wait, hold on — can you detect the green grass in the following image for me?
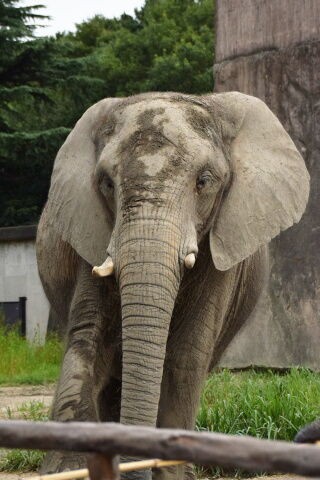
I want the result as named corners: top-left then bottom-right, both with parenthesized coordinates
top-left (0, 449), bottom-right (45, 472)
top-left (0, 401), bottom-right (48, 472)
top-left (0, 323), bottom-right (63, 385)
top-left (197, 368), bottom-right (320, 441)
top-left (0, 324), bottom-right (319, 474)
top-left (197, 368), bottom-right (320, 477)
top-left (1, 369), bottom-right (320, 474)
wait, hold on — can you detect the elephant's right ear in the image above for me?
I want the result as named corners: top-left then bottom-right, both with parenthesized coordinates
top-left (45, 98), bottom-right (119, 267)
top-left (208, 92), bottom-right (310, 271)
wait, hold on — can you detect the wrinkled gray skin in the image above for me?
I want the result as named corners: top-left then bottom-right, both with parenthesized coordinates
top-left (36, 92), bottom-right (309, 479)
top-left (295, 419), bottom-right (320, 443)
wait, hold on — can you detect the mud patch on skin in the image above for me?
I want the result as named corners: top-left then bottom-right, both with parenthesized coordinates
top-left (156, 151), bottom-right (188, 185)
top-left (185, 106), bottom-right (221, 146)
top-left (112, 92), bottom-right (193, 112)
top-left (116, 107), bottom-right (175, 217)
top-left (136, 107), bottom-right (166, 130)
top-left (168, 93), bottom-right (208, 108)
top-left (120, 128), bottom-right (170, 159)
top-left (94, 113), bottom-right (118, 156)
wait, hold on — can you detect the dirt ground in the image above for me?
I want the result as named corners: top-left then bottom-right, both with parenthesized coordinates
top-left (0, 474), bottom-right (307, 480)
top-left (0, 473), bottom-right (305, 480)
top-left (0, 386), bottom-right (55, 420)
top-left (0, 474), bottom-right (35, 479)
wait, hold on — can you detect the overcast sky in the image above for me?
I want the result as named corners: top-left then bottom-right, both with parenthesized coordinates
top-left (23, 0), bottom-right (146, 37)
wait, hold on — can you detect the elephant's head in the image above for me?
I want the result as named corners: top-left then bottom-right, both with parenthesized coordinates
top-left (46, 92), bottom-right (309, 428)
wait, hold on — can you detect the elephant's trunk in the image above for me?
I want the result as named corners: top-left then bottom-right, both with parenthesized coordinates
top-left (117, 218), bottom-right (181, 427)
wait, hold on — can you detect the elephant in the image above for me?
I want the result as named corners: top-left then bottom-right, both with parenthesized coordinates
top-left (295, 419), bottom-right (320, 444)
top-left (36, 91), bottom-right (309, 478)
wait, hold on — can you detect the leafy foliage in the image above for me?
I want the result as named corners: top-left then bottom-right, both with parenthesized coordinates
top-left (0, 0), bottom-right (215, 226)
top-left (0, 1), bottom-right (108, 225)
top-left (0, 0), bottom-right (47, 77)
top-left (0, 128), bottom-right (69, 225)
top-left (69, 0), bottom-right (214, 96)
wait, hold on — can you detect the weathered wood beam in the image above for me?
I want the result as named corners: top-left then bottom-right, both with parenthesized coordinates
top-left (0, 421), bottom-right (320, 476)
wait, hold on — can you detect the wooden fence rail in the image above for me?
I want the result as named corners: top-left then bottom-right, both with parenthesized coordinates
top-left (0, 421), bottom-right (320, 477)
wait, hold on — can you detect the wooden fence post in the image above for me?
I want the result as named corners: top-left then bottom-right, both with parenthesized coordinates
top-left (87, 454), bottom-right (119, 480)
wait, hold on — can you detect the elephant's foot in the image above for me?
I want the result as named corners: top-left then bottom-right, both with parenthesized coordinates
top-left (122, 470), bottom-right (151, 480)
top-left (153, 463), bottom-right (195, 480)
top-left (120, 456), bottom-right (152, 480)
top-left (40, 451), bottom-right (87, 474)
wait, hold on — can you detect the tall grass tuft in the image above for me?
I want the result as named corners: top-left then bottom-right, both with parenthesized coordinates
top-left (197, 368), bottom-right (320, 440)
top-left (196, 368), bottom-right (320, 477)
top-left (0, 323), bottom-right (63, 385)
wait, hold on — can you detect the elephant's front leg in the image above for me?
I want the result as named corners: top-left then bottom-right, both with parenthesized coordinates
top-left (41, 260), bottom-right (118, 474)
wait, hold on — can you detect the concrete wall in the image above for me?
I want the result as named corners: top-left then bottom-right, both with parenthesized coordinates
top-left (0, 226), bottom-right (49, 343)
top-left (216, 0), bottom-right (320, 370)
top-left (215, 0), bottom-right (320, 62)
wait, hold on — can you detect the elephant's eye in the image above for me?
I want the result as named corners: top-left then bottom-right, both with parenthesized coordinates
top-left (105, 178), bottom-right (114, 190)
top-left (100, 175), bottom-right (114, 198)
top-left (196, 171), bottom-right (213, 193)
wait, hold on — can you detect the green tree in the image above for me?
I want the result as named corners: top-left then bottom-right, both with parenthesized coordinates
top-left (138, 0), bottom-right (214, 93)
top-left (0, 1), bottom-right (106, 226)
top-left (0, 0), bottom-right (46, 78)
top-left (70, 0), bottom-right (214, 96)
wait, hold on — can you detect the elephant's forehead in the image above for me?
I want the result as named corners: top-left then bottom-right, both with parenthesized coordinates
top-left (115, 99), bottom-right (205, 141)
top-left (114, 100), bottom-right (213, 171)
top-left (99, 99), bottom-right (218, 181)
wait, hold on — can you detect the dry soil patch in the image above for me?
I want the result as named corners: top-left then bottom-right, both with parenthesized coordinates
top-left (0, 386), bottom-right (54, 419)
top-left (0, 474), bottom-right (307, 480)
top-left (0, 474), bottom-right (35, 479)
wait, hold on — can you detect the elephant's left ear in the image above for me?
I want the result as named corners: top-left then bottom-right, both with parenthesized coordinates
top-left (208, 92), bottom-right (310, 271)
top-left (45, 98), bottom-right (120, 267)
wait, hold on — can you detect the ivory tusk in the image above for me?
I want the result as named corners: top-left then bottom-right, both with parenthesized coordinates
top-left (184, 252), bottom-right (196, 269)
top-left (92, 256), bottom-right (114, 277)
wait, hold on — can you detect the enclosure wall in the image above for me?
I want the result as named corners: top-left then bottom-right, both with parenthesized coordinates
top-left (216, 0), bottom-right (320, 369)
top-left (0, 226), bottom-right (49, 343)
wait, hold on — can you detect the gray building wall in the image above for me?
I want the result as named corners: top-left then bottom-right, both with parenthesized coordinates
top-left (216, 0), bottom-right (320, 370)
top-left (0, 226), bottom-right (49, 343)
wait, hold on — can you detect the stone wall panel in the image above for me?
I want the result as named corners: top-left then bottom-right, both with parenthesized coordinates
top-left (215, 39), bottom-right (320, 369)
top-left (216, 0), bottom-right (320, 62)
